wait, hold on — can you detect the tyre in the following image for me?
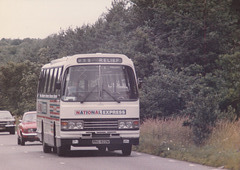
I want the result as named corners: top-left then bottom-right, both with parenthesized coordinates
top-left (17, 136), bottom-right (21, 145)
top-left (20, 132), bottom-right (25, 145)
top-left (42, 130), bottom-right (51, 153)
top-left (43, 142), bottom-right (51, 153)
top-left (57, 145), bottom-right (70, 156)
top-left (122, 144), bottom-right (132, 156)
top-left (10, 128), bottom-right (15, 135)
top-left (20, 137), bottom-right (25, 146)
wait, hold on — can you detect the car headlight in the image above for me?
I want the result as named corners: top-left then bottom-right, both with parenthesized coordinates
top-left (61, 120), bottom-right (84, 130)
top-left (23, 128), bottom-right (35, 133)
top-left (118, 120), bottom-right (139, 129)
top-left (7, 121), bottom-right (15, 125)
top-left (28, 128), bottom-right (35, 133)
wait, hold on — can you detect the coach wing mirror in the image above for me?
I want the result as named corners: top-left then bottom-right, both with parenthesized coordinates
top-left (55, 81), bottom-right (61, 89)
top-left (138, 78), bottom-right (143, 89)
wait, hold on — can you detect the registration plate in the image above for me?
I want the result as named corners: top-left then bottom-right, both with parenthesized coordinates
top-left (92, 140), bottom-right (110, 144)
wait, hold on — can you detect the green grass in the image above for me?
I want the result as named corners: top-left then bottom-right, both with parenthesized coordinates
top-left (134, 118), bottom-right (240, 170)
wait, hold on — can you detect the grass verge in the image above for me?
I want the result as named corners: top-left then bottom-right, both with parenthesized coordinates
top-left (134, 118), bottom-right (240, 170)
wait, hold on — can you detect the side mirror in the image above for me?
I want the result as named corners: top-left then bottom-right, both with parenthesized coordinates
top-left (55, 81), bottom-right (61, 90)
top-left (138, 78), bottom-right (143, 89)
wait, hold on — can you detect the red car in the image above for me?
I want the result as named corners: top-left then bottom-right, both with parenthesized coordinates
top-left (17, 111), bottom-right (39, 145)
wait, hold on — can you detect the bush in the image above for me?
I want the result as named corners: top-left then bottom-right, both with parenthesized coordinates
top-left (136, 118), bottom-right (240, 169)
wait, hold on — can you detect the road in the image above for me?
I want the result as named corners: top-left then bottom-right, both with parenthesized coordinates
top-left (0, 132), bottom-right (223, 170)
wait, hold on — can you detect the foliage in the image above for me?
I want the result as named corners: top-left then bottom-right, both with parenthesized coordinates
top-left (0, 61), bottom-right (41, 115)
top-left (136, 118), bottom-right (240, 170)
top-left (216, 52), bottom-right (240, 118)
top-left (140, 63), bottom-right (189, 119)
top-left (0, 0), bottom-right (240, 143)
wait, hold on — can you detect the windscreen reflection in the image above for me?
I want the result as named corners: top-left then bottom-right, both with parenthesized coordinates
top-left (62, 65), bottom-right (138, 102)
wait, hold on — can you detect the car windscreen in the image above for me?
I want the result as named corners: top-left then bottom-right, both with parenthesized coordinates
top-left (61, 65), bottom-right (138, 102)
top-left (23, 113), bottom-right (37, 123)
top-left (0, 111), bottom-right (13, 119)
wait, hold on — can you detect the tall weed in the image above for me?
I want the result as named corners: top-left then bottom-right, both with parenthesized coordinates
top-left (135, 118), bottom-right (240, 169)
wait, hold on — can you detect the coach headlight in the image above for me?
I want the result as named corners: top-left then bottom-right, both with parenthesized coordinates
top-left (76, 122), bottom-right (84, 129)
top-left (61, 120), bottom-right (84, 130)
top-left (118, 120), bottom-right (139, 129)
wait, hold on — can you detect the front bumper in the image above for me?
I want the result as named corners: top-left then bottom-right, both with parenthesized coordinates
top-left (0, 125), bottom-right (15, 131)
top-left (57, 137), bottom-right (139, 147)
top-left (22, 132), bottom-right (39, 141)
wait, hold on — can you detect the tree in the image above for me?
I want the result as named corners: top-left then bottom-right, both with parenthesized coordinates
top-left (0, 61), bottom-right (41, 115)
top-left (216, 52), bottom-right (240, 118)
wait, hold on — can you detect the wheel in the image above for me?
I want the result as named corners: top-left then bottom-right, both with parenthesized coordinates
top-left (17, 136), bottom-right (21, 145)
top-left (122, 144), bottom-right (132, 156)
top-left (52, 147), bottom-right (57, 153)
top-left (20, 137), bottom-right (25, 146)
top-left (20, 132), bottom-right (25, 146)
top-left (10, 128), bottom-right (15, 135)
top-left (57, 145), bottom-right (70, 156)
top-left (42, 130), bottom-right (51, 153)
top-left (43, 142), bottom-right (51, 153)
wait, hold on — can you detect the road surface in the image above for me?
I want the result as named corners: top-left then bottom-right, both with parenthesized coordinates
top-left (0, 132), bottom-right (223, 170)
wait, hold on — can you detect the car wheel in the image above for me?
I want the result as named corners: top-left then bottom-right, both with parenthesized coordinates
top-left (19, 132), bottom-right (25, 145)
top-left (20, 137), bottom-right (25, 146)
top-left (17, 136), bottom-right (21, 145)
top-left (10, 128), bottom-right (15, 135)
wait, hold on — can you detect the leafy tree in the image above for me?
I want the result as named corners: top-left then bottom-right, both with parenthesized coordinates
top-left (0, 61), bottom-right (40, 116)
top-left (182, 73), bottom-right (221, 144)
top-left (130, 0), bottom-right (238, 72)
top-left (140, 63), bottom-right (191, 119)
top-left (216, 52), bottom-right (240, 118)
top-left (0, 0), bottom-right (239, 145)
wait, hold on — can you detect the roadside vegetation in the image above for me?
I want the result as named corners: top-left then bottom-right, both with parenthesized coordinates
top-left (0, 0), bottom-right (240, 168)
top-left (135, 118), bottom-right (240, 170)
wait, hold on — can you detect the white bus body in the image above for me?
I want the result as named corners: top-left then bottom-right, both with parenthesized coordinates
top-left (36, 53), bottom-right (140, 156)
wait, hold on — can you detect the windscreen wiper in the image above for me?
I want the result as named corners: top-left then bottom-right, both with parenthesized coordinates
top-left (80, 85), bottom-right (98, 103)
top-left (102, 88), bottom-right (120, 103)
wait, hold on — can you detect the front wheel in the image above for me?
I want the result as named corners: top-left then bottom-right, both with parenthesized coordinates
top-left (19, 132), bottom-right (25, 146)
top-left (122, 144), bottom-right (132, 156)
top-left (57, 145), bottom-right (70, 156)
top-left (17, 136), bottom-right (21, 145)
top-left (20, 137), bottom-right (25, 146)
top-left (9, 128), bottom-right (15, 135)
top-left (42, 131), bottom-right (51, 153)
top-left (43, 142), bottom-right (51, 153)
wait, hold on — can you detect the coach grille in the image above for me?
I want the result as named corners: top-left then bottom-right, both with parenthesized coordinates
top-left (84, 119), bottom-right (118, 131)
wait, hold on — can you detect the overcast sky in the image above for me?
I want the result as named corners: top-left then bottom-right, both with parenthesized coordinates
top-left (0, 0), bottom-right (113, 39)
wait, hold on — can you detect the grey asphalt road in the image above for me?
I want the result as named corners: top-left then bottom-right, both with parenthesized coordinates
top-left (0, 132), bottom-right (224, 170)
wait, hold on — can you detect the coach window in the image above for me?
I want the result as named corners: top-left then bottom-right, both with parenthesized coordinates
top-left (38, 70), bottom-right (44, 94)
top-left (56, 67), bottom-right (62, 95)
top-left (48, 68), bottom-right (54, 94)
top-left (44, 69), bottom-right (50, 94)
top-left (52, 68), bottom-right (58, 94)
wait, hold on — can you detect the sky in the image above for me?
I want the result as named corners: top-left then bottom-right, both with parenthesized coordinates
top-left (0, 0), bottom-right (113, 39)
